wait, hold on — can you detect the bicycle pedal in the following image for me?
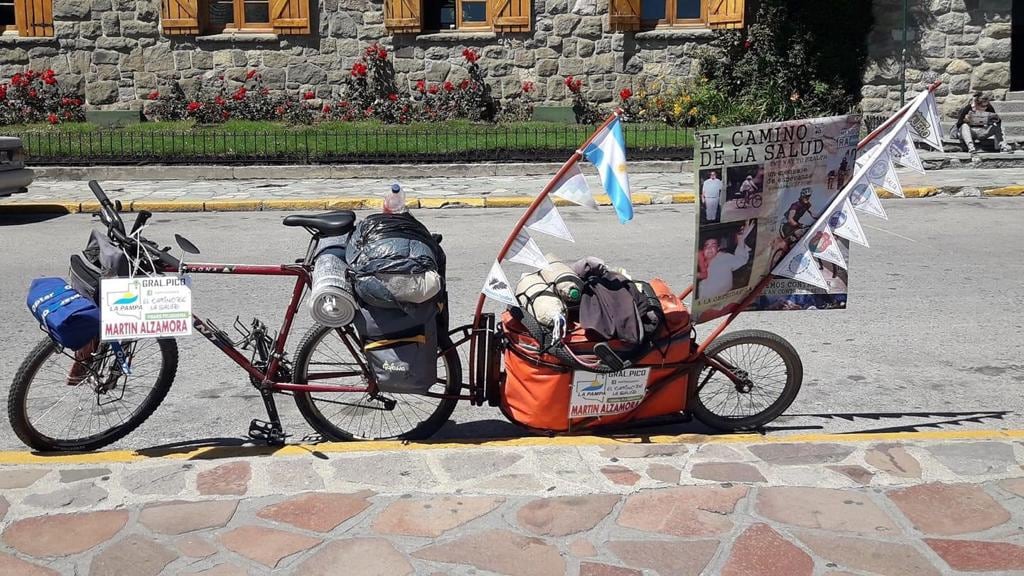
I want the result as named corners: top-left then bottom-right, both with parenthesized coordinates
top-left (248, 419), bottom-right (288, 445)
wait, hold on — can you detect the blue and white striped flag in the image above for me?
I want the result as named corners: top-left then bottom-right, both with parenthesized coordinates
top-left (583, 117), bottom-right (632, 223)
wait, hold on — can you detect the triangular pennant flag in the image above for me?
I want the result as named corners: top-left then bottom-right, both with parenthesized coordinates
top-left (505, 230), bottom-right (550, 269)
top-left (849, 182), bottom-right (888, 220)
top-left (526, 197), bottom-right (574, 242)
top-left (481, 260), bottom-right (518, 307)
top-left (865, 152), bottom-right (903, 198)
top-left (889, 126), bottom-right (925, 174)
top-left (830, 200), bottom-right (869, 248)
top-left (908, 92), bottom-right (944, 152)
top-left (772, 248), bottom-right (829, 290)
top-left (808, 228), bottom-right (848, 270)
top-left (552, 163), bottom-right (599, 210)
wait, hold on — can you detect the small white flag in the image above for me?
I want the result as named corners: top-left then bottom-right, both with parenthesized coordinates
top-left (830, 200), bottom-right (869, 248)
top-left (526, 197), bottom-right (575, 242)
top-left (909, 92), bottom-right (944, 152)
top-left (506, 230), bottom-right (550, 269)
top-left (866, 153), bottom-right (903, 198)
top-left (808, 228), bottom-right (848, 270)
top-left (552, 164), bottom-right (598, 210)
top-left (849, 182), bottom-right (888, 220)
top-left (772, 248), bottom-right (829, 290)
top-left (481, 260), bottom-right (518, 307)
top-left (889, 127), bottom-right (925, 174)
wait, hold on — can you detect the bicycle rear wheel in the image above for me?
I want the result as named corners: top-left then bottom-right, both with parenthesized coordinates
top-left (8, 337), bottom-right (178, 452)
top-left (292, 324), bottom-right (461, 441)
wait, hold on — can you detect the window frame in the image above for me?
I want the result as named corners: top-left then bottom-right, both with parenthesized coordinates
top-left (425, 0), bottom-right (491, 32)
top-left (206, 0), bottom-right (273, 34)
top-left (641, 0), bottom-right (707, 28)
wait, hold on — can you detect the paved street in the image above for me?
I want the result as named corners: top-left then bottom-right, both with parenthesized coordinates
top-left (1, 198), bottom-right (1023, 451)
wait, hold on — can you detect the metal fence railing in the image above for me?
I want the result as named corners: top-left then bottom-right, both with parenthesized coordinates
top-left (12, 124), bottom-right (694, 165)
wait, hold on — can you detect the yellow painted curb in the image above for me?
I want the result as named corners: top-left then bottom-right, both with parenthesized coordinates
top-left (631, 193), bottom-right (652, 205)
top-left (0, 201), bottom-right (79, 214)
top-left (131, 200), bottom-right (206, 213)
top-left (877, 187), bottom-right (938, 199)
top-left (325, 198), bottom-right (369, 210)
top-left (261, 199), bottom-right (328, 211)
top-left (485, 196), bottom-right (533, 208)
top-left (79, 200), bottom-right (102, 214)
top-left (984, 185), bottom-right (1024, 197)
top-left (419, 197), bottom-right (487, 209)
top-left (2, 428), bottom-right (1024, 465)
top-left (671, 193), bottom-right (696, 204)
top-left (202, 200), bottom-right (261, 212)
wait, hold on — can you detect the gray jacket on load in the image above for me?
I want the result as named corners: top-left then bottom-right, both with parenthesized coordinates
top-left (345, 213), bottom-right (444, 310)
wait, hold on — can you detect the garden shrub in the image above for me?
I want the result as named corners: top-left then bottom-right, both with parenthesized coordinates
top-left (0, 69), bottom-right (85, 125)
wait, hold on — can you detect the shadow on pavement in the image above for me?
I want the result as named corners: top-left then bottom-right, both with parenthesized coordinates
top-left (779, 410), bottom-right (1010, 434)
top-left (0, 212), bottom-right (68, 226)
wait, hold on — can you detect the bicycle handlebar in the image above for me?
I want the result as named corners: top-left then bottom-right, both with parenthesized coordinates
top-left (88, 180), bottom-right (181, 271)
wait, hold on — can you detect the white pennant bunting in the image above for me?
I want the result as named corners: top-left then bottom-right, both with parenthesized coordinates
top-left (772, 248), bottom-right (829, 290)
top-left (481, 260), bottom-right (518, 307)
top-left (849, 182), bottom-right (888, 220)
top-left (866, 152), bottom-right (903, 198)
top-left (551, 164), bottom-right (599, 210)
top-left (526, 197), bottom-right (575, 242)
top-left (830, 199), bottom-right (869, 248)
top-left (889, 126), bottom-right (925, 174)
top-left (506, 230), bottom-right (550, 269)
top-left (908, 92), bottom-right (944, 152)
top-left (808, 228), bottom-right (848, 270)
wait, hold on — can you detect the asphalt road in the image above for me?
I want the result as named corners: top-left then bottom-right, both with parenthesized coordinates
top-left (2, 198), bottom-right (1023, 451)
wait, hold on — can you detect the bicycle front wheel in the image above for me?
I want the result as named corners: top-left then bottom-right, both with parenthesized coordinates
top-left (8, 337), bottom-right (178, 452)
top-left (292, 324), bottom-right (461, 441)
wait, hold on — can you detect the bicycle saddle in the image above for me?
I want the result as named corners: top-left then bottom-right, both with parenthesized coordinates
top-left (283, 211), bottom-right (356, 237)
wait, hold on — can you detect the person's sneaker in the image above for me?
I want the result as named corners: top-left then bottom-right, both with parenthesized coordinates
top-left (1000, 143), bottom-right (1013, 153)
top-left (971, 152), bottom-right (982, 164)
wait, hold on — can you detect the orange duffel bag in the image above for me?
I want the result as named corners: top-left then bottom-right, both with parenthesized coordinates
top-left (499, 278), bottom-right (697, 433)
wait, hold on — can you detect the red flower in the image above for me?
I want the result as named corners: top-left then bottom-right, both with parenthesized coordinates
top-left (43, 75), bottom-right (57, 86)
top-left (564, 76), bottom-right (583, 93)
top-left (462, 48), bottom-right (479, 64)
top-left (25, 70), bottom-right (36, 79)
top-left (364, 106), bottom-right (374, 116)
top-left (222, 110), bottom-right (231, 120)
top-left (459, 79), bottom-right (470, 90)
top-left (322, 104), bottom-right (332, 113)
top-left (215, 95), bottom-right (227, 106)
top-left (388, 92), bottom-right (398, 101)
top-left (351, 62), bottom-right (367, 77)
top-left (232, 87), bottom-right (247, 101)
top-left (27, 88), bottom-right (37, 98)
top-left (339, 100), bottom-right (349, 107)
top-left (303, 91), bottom-right (316, 100)
top-left (260, 87), bottom-right (270, 95)
top-left (0, 85), bottom-right (6, 100)
top-left (427, 83), bottom-right (439, 94)
top-left (743, 39), bottom-right (752, 49)
top-left (415, 79), bottom-right (426, 93)
top-left (147, 90), bottom-right (160, 100)
top-left (275, 105), bottom-right (286, 116)
top-left (619, 88), bottom-right (632, 100)
top-left (187, 101), bottom-right (202, 112)
top-left (47, 113), bottom-right (59, 125)
top-left (521, 81), bottom-right (534, 93)
top-left (246, 69), bottom-right (258, 80)
top-left (11, 73), bottom-right (27, 87)
top-left (443, 81), bottom-right (454, 92)
top-left (377, 46), bottom-right (388, 60)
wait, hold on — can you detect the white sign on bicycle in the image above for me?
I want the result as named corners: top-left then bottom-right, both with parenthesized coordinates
top-left (569, 367), bottom-right (650, 418)
top-left (100, 276), bottom-right (192, 340)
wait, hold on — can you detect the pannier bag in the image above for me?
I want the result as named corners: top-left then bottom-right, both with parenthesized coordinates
top-left (27, 277), bottom-right (101, 351)
top-left (346, 213), bottom-right (445, 309)
top-left (354, 302), bottom-right (438, 394)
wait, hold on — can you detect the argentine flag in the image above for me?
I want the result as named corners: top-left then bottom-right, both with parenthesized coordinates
top-left (583, 117), bottom-right (633, 223)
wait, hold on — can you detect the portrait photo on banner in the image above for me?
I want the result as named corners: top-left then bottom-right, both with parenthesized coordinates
top-left (698, 168), bottom-right (725, 225)
top-left (696, 219), bottom-right (758, 301)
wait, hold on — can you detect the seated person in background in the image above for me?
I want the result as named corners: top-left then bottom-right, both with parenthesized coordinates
top-left (955, 92), bottom-right (1012, 155)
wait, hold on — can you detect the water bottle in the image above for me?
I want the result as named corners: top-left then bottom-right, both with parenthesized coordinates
top-left (383, 182), bottom-right (407, 214)
top-left (540, 254), bottom-right (583, 304)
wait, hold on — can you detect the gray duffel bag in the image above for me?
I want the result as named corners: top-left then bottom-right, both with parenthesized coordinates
top-left (354, 302), bottom-right (438, 395)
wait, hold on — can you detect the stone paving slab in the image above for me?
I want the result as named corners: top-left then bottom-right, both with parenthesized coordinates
top-left (1, 435), bottom-right (1024, 575)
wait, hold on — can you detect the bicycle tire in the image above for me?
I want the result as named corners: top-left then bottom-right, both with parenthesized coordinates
top-left (751, 195), bottom-right (763, 208)
top-left (292, 324), bottom-right (461, 441)
top-left (690, 330), bottom-right (802, 431)
top-left (8, 337), bottom-right (178, 452)
top-left (735, 197), bottom-right (748, 209)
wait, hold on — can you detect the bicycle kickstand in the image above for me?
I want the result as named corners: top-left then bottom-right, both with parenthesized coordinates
top-left (249, 390), bottom-right (288, 446)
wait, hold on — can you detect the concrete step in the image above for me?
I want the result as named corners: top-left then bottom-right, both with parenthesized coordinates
top-left (993, 100), bottom-right (1024, 113)
top-left (1004, 124), bottom-right (1024, 137)
top-left (993, 112), bottom-right (1024, 123)
top-left (1005, 91), bottom-right (1024, 101)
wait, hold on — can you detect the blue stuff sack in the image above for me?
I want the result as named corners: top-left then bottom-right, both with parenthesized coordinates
top-left (27, 277), bottom-right (101, 351)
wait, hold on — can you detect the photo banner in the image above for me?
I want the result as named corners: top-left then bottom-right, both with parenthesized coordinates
top-left (692, 115), bottom-right (861, 323)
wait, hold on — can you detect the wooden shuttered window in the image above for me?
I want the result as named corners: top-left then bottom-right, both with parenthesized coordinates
top-left (384, 0), bottom-right (420, 33)
top-left (492, 0), bottom-right (530, 32)
top-left (608, 0), bottom-right (640, 32)
top-left (14, 0), bottom-right (53, 37)
top-left (707, 0), bottom-right (743, 29)
top-left (160, 0), bottom-right (200, 35)
top-left (270, 0), bottom-right (310, 34)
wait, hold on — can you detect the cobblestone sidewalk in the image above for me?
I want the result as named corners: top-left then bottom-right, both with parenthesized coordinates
top-left (2, 434), bottom-right (1024, 575)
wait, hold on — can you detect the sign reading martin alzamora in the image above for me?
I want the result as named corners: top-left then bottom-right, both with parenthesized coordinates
top-left (100, 276), bottom-right (193, 340)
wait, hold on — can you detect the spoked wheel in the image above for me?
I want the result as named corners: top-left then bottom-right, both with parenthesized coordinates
top-left (8, 337), bottom-right (178, 452)
top-left (292, 324), bottom-right (461, 441)
top-left (751, 194), bottom-right (763, 208)
top-left (691, 329), bottom-right (802, 431)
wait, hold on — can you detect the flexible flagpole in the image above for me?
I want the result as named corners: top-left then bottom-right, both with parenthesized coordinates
top-left (688, 81), bottom-right (942, 360)
top-left (468, 110), bottom-right (623, 396)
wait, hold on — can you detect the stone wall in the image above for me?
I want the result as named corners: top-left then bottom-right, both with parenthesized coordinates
top-left (862, 0), bottom-right (1013, 120)
top-left (0, 0), bottom-right (720, 110)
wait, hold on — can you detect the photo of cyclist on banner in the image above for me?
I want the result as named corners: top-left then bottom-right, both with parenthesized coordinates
top-left (780, 188), bottom-right (820, 248)
top-left (722, 164), bottom-right (766, 221)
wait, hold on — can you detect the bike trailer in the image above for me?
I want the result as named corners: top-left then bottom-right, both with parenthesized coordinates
top-left (499, 279), bottom-right (697, 432)
top-left (26, 277), bottom-right (101, 351)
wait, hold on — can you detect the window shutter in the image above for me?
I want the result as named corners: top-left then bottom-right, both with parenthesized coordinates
top-left (160, 0), bottom-right (200, 35)
top-left (492, 0), bottom-right (531, 33)
top-left (707, 0), bottom-right (744, 29)
top-left (384, 0), bottom-right (421, 33)
top-left (608, 0), bottom-right (640, 32)
top-left (270, 0), bottom-right (311, 34)
top-left (14, 0), bottom-right (53, 37)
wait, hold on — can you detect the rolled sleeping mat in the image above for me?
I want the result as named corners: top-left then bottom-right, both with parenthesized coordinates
top-left (516, 271), bottom-right (565, 327)
top-left (310, 237), bottom-right (357, 327)
top-left (540, 253), bottom-right (583, 304)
